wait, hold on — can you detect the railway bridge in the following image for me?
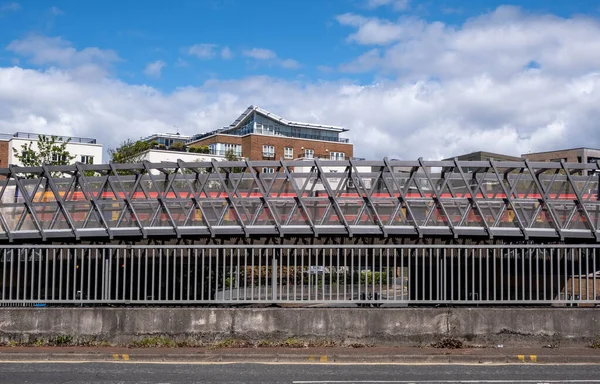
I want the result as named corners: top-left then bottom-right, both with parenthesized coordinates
top-left (0, 158), bottom-right (599, 307)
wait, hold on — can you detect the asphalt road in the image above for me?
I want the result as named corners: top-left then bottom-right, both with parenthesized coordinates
top-left (1, 363), bottom-right (600, 384)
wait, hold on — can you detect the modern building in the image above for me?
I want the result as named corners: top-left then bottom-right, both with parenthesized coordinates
top-left (522, 148), bottom-right (600, 175)
top-left (133, 148), bottom-right (225, 174)
top-left (187, 105), bottom-right (353, 161)
top-left (443, 151), bottom-right (521, 162)
top-left (141, 132), bottom-right (191, 150)
top-left (0, 132), bottom-right (103, 167)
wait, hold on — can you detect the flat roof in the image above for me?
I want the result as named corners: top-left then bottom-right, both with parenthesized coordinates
top-left (523, 147), bottom-right (600, 156)
top-left (442, 150), bottom-right (521, 161)
top-left (0, 132), bottom-right (97, 144)
top-left (142, 132), bottom-right (191, 141)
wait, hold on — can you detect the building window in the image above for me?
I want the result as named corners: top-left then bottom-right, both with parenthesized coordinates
top-left (263, 145), bottom-right (275, 158)
top-left (80, 155), bottom-right (94, 164)
top-left (284, 147), bottom-right (293, 159)
top-left (262, 167), bottom-right (275, 173)
top-left (304, 149), bottom-right (314, 159)
top-left (330, 152), bottom-right (345, 160)
top-left (51, 153), bottom-right (68, 163)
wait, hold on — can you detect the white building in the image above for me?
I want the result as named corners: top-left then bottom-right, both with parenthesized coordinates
top-left (1, 132), bottom-right (103, 167)
top-left (137, 148), bottom-right (225, 164)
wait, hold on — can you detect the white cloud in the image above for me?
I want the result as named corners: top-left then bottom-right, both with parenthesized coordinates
top-left (339, 6), bottom-right (600, 81)
top-left (365, 0), bottom-right (409, 11)
top-left (0, 2), bottom-right (20, 12)
top-left (220, 47), bottom-right (233, 60)
top-left (243, 48), bottom-right (277, 60)
top-left (188, 44), bottom-right (216, 59)
top-left (6, 35), bottom-right (120, 75)
top-left (2, 7), bottom-right (600, 162)
top-left (243, 48), bottom-right (300, 69)
top-left (174, 58), bottom-right (189, 67)
top-left (143, 60), bottom-right (166, 78)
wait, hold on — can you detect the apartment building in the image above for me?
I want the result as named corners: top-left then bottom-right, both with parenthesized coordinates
top-left (0, 132), bottom-right (103, 167)
top-left (186, 105), bottom-right (353, 161)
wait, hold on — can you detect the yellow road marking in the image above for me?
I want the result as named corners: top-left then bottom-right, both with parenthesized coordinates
top-left (122, 354), bottom-right (130, 361)
top-left (319, 355), bottom-right (328, 363)
top-left (530, 355), bottom-right (537, 363)
top-left (112, 354), bottom-right (119, 360)
top-left (517, 355), bottom-right (525, 362)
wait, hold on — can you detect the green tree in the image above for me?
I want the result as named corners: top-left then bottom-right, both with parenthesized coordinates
top-left (224, 149), bottom-right (243, 173)
top-left (108, 139), bottom-right (151, 163)
top-left (12, 135), bottom-right (76, 168)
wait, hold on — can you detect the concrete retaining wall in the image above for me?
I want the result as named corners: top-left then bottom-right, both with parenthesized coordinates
top-left (0, 308), bottom-right (599, 347)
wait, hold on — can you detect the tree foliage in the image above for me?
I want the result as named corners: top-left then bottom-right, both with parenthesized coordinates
top-left (224, 149), bottom-right (243, 173)
top-left (108, 139), bottom-right (151, 163)
top-left (12, 135), bottom-right (76, 167)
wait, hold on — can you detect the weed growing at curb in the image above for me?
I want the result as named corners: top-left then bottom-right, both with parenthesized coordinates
top-left (431, 337), bottom-right (464, 349)
top-left (131, 337), bottom-right (177, 348)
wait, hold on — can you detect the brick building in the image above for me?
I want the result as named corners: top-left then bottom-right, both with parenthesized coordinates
top-left (187, 105), bottom-right (353, 161)
top-left (522, 148), bottom-right (600, 175)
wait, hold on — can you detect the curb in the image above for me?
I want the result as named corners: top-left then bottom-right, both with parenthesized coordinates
top-left (1, 353), bottom-right (600, 364)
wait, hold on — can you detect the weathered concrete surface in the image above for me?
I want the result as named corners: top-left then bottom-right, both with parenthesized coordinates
top-left (0, 308), bottom-right (598, 347)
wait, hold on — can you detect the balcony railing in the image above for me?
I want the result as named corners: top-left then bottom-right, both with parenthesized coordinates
top-left (0, 132), bottom-right (97, 144)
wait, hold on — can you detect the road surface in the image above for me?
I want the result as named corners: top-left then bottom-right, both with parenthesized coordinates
top-left (0, 362), bottom-right (599, 383)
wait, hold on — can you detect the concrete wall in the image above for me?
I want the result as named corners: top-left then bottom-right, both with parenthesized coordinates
top-left (0, 308), bottom-right (599, 347)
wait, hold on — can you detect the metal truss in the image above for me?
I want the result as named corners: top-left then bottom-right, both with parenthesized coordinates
top-left (0, 158), bottom-right (599, 242)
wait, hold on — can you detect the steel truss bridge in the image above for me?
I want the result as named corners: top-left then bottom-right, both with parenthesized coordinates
top-left (0, 159), bottom-right (599, 242)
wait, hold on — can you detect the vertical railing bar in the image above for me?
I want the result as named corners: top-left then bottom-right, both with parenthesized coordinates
top-left (216, 249), bottom-right (221, 303)
top-left (293, 249), bottom-right (297, 302)
top-left (136, 249), bottom-right (141, 302)
top-left (100, 250), bottom-right (105, 302)
top-left (86, 248), bottom-right (91, 302)
top-left (2, 249), bottom-right (6, 301)
top-left (194, 249), bottom-right (198, 301)
top-left (164, 249), bottom-right (170, 302)
top-left (9, 250), bottom-right (14, 301)
top-left (544, 249), bottom-right (554, 300)
top-left (393, 249), bottom-right (397, 301)
top-left (16, 249), bottom-right (22, 301)
top-left (299, 248), bottom-right (303, 302)
top-left (129, 249), bottom-right (134, 302)
top-left (250, 249), bottom-right (254, 301)
top-left (350, 249), bottom-right (354, 303)
top-left (357, 249), bottom-right (361, 303)
top-left (237, 248), bottom-right (241, 301)
top-left (471, 249), bottom-right (475, 302)
top-left (258, 249), bottom-right (262, 302)
top-left (243, 249), bottom-right (247, 301)
top-left (428, 248), bottom-right (431, 303)
top-left (450, 249), bottom-right (453, 302)
top-left (330, 249), bottom-right (333, 303)
top-left (500, 249), bottom-right (504, 302)
top-left (37, 248), bottom-right (42, 301)
top-left (386, 248), bottom-right (390, 302)
top-left (58, 249), bottom-right (63, 301)
top-left (287, 249), bottom-right (291, 302)
top-left (521, 248), bottom-right (525, 302)
top-left (187, 249), bottom-right (191, 302)
top-left (94, 249), bottom-right (99, 301)
top-left (114, 249), bottom-right (119, 302)
top-left (23, 249), bottom-right (29, 301)
top-left (594, 248), bottom-right (597, 303)
top-left (72, 249), bottom-right (77, 302)
top-left (402, 249), bottom-right (406, 302)
top-left (478, 248), bottom-right (482, 303)
top-left (158, 249), bottom-right (162, 302)
top-left (557, 249), bottom-right (561, 302)
top-left (457, 249), bottom-right (461, 302)
top-left (175, 249), bottom-right (179, 302)
top-left (578, 248), bottom-right (582, 302)
top-left (201, 249), bottom-right (205, 301)
top-left (492, 249), bottom-right (496, 301)
top-left (571, 248), bottom-right (575, 303)
top-left (421, 248), bottom-right (425, 303)
top-left (536, 248), bottom-right (539, 302)
top-left (143, 249), bottom-right (147, 302)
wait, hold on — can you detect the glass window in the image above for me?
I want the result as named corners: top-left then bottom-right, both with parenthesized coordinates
top-left (80, 155), bottom-right (94, 164)
top-left (284, 147), bottom-right (293, 159)
top-left (304, 149), bottom-right (314, 159)
top-left (330, 152), bottom-right (345, 160)
top-left (263, 145), bottom-right (275, 157)
top-left (262, 167), bottom-right (275, 173)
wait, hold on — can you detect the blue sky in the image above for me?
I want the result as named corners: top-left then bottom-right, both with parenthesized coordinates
top-left (1, 0), bottom-right (600, 160)
top-left (2, 0), bottom-right (599, 90)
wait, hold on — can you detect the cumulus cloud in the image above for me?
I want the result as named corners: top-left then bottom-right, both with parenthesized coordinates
top-left (6, 35), bottom-right (120, 77)
top-left (49, 6), bottom-right (64, 15)
top-left (365, 0), bottom-right (409, 11)
top-left (220, 47), bottom-right (233, 60)
top-left (1, 6), bottom-right (600, 162)
top-left (143, 60), bottom-right (166, 78)
top-left (187, 43), bottom-right (216, 59)
top-left (339, 6), bottom-right (600, 81)
top-left (243, 48), bottom-right (300, 69)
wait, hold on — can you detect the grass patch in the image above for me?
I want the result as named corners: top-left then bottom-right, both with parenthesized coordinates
top-left (131, 336), bottom-right (177, 348)
top-left (212, 338), bottom-right (252, 349)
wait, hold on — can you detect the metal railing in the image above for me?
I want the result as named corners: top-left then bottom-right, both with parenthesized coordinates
top-left (0, 244), bottom-right (598, 306)
top-left (1, 158), bottom-right (600, 241)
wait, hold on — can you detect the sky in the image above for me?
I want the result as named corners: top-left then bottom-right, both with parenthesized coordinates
top-left (1, 0), bottom-right (600, 161)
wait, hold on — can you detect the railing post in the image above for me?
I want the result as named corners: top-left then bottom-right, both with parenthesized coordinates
top-left (272, 252), bottom-right (278, 301)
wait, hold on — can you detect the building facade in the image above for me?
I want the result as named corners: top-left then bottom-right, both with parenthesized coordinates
top-left (141, 133), bottom-right (191, 149)
top-left (187, 105), bottom-right (353, 161)
top-left (522, 148), bottom-right (600, 175)
top-left (0, 132), bottom-right (103, 167)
